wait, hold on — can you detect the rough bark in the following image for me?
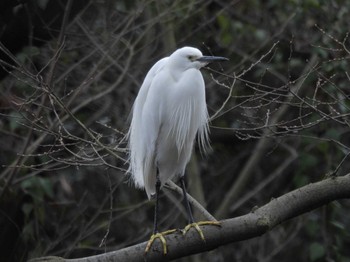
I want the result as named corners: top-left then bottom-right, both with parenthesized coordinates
top-left (29, 173), bottom-right (350, 262)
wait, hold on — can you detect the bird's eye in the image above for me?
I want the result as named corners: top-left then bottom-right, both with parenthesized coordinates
top-left (187, 55), bottom-right (194, 61)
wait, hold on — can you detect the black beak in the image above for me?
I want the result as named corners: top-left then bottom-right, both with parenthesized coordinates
top-left (196, 56), bottom-right (229, 63)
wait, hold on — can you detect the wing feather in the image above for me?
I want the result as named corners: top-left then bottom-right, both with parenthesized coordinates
top-left (127, 57), bottom-right (167, 196)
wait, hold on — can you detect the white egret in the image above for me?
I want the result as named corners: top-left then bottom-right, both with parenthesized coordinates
top-left (128, 46), bottom-right (228, 254)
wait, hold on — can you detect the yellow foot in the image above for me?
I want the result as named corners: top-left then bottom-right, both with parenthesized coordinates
top-left (144, 229), bottom-right (177, 255)
top-left (183, 221), bottom-right (221, 241)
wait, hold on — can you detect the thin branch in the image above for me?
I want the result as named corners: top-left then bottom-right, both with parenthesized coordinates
top-left (165, 181), bottom-right (217, 221)
top-left (210, 74), bottom-right (237, 121)
top-left (214, 53), bottom-right (319, 219)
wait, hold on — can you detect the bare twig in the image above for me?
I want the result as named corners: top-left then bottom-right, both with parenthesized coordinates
top-left (214, 53), bottom-right (318, 219)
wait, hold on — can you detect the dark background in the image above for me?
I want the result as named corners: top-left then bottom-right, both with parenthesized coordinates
top-left (1, 0), bottom-right (350, 261)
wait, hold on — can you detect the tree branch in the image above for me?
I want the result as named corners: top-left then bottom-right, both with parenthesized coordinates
top-left (214, 53), bottom-right (319, 219)
top-left (29, 173), bottom-right (350, 262)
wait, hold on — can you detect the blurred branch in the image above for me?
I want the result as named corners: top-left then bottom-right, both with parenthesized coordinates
top-left (29, 173), bottom-right (350, 262)
top-left (228, 143), bottom-right (298, 213)
top-left (0, 0), bottom-right (74, 190)
top-left (165, 181), bottom-right (216, 221)
top-left (214, 53), bottom-right (319, 219)
top-left (0, 0), bottom-right (72, 196)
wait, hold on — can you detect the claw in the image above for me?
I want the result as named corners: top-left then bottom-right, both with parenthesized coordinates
top-left (144, 229), bottom-right (176, 255)
top-left (183, 221), bottom-right (221, 241)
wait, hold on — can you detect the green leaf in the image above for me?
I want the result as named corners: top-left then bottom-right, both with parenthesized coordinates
top-left (38, 0), bottom-right (49, 9)
top-left (9, 112), bottom-right (22, 131)
top-left (309, 242), bottom-right (325, 261)
top-left (217, 14), bottom-right (230, 31)
top-left (255, 29), bottom-right (267, 41)
top-left (22, 221), bottom-right (35, 241)
top-left (305, 220), bottom-right (320, 237)
top-left (217, 14), bottom-right (234, 46)
top-left (21, 176), bottom-right (54, 200)
top-left (22, 203), bottom-right (33, 217)
top-left (324, 128), bottom-right (340, 140)
top-left (293, 173), bottom-right (309, 187)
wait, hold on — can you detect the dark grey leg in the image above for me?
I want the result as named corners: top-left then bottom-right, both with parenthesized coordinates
top-left (179, 176), bottom-right (195, 224)
top-left (153, 168), bottom-right (161, 234)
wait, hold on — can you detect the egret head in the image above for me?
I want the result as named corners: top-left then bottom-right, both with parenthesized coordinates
top-left (169, 47), bottom-right (228, 70)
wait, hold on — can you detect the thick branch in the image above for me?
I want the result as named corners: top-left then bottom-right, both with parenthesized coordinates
top-left (30, 174), bottom-right (350, 262)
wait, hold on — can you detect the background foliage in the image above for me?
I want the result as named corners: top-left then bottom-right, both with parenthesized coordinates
top-left (0, 0), bottom-right (350, 261)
